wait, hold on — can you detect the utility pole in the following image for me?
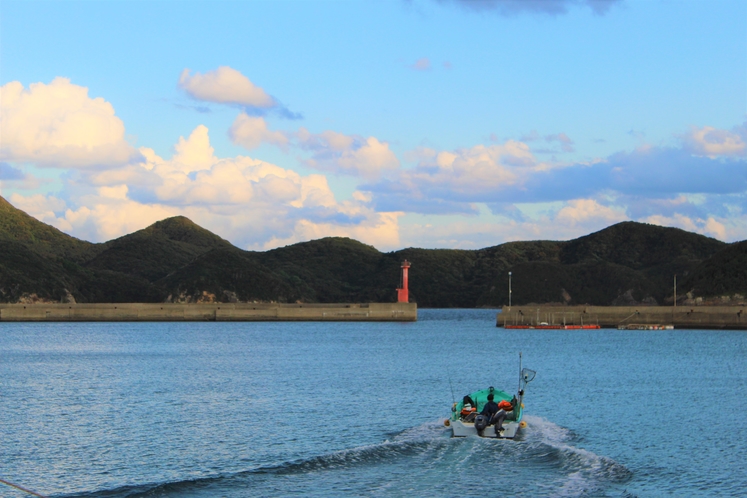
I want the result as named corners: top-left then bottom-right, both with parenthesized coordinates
top-left (674, 274), bottom-right (677, 308)
top-left (509, 271), bottom-right (512, 310)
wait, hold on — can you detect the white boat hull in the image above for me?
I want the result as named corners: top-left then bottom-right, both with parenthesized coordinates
top-left (450, 419), bottom-right (521, 439)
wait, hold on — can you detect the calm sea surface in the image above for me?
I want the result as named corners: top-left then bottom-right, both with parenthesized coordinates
top-left (2, 309), bottom-right (746, 497)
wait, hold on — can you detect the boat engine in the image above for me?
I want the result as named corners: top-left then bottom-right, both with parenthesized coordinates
top-left (474, 414), bottom-right (488, 431)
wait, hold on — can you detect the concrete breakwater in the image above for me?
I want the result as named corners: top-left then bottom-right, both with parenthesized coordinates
top-left (0, 302), bottom-right (417, 322)
top-left (498, 305), bottom-right (747, 330)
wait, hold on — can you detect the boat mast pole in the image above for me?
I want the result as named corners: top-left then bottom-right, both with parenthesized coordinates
top-left (517, 351), bottom-right (522, 395)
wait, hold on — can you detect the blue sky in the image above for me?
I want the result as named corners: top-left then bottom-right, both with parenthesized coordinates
top-left (1, 0), bottom-right (745, 250)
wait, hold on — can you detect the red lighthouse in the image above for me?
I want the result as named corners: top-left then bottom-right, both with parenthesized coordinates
top-left (397, 260), bottom-right (411, 303)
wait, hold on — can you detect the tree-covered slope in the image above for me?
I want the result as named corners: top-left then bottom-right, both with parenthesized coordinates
top-left (1, 195), bottom-right (743, 306)
top-left (85, 216), bottom-right (235, 281)
top-left (682, 241), bottom-right (747, 299)
top-left (559, 221), bottom-right (726, 268)
top-left (0, 195), bottom-right (100, 262)
top-left (157, 246), bottom-right (297, 303)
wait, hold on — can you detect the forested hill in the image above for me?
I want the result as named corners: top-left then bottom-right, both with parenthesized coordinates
top-left (1, 195), bottom-right (745, 306)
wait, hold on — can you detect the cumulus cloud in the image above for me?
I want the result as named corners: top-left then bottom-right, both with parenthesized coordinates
top-left (0, 78), bottom-right (141, 168)
top-left (6, 71), bottom-right (746, 250)
top-left (476, 146), bottom-right (747, 205)
top-left (362, 126), bottom-right (747, 243)
top-left (178, 66), bottom-right (275, 108)
top-left (433, 0), bottom-right (623, 16)
top-left (256, 211), bottom-right (403, 250)
top-left (296, 128), bottom-right (400, 179)
top-left (60, 192), bottom-right (180, 243)
top-left (398, 200), bottom-right (627, 249)
top-left (171, 125), bottom-right (217, 174)
top-left (683, 123), bottom-right (747, 157)
top-left (643, 214), bottom-right (728, 241)
top-left (14, 125), bottom-right (403, 250)
top-left (554, 198), bottom-right (627, 227)
top-left (226, 114), bottom-right (398, 179)
top-left (229, 113), bottom-right (290, 150)
top-left (7, 193), bottom-right (70, 230)
top-left (365, 140), bottom-right (539, 213)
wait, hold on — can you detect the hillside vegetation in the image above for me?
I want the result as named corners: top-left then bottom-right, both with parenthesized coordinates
top-left (1, 195), bottom-right (743, 306)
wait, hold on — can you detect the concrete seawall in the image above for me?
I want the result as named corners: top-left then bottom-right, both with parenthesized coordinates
top-left (498, 305), bottom-right (747, 330)
top-left (0, 302), bottom-right (417, 322)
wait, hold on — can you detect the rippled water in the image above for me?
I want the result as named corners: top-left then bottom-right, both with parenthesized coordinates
top-left (2, 309), bottom-right (746, 497)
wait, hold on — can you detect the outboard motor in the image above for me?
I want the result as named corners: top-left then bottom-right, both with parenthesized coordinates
top-left (474, 414), bottom-right (488, 432)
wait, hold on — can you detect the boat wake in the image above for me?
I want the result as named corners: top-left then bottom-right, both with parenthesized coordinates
top-left (519, 415), bottom-right (633, 496)
top-left (62, 418), bottom-right (630, 497)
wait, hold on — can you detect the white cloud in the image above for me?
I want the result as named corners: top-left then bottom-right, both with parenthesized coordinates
top-left (5, 72), bottom-right (746, 252)
top-left (643, 214), bottom-right (727, 240)
top-left (62, 196), bottom-right (179, 243)
top-left (683, 124), bottom-right (746, 157)
top-left (0, 78), bottom-right (140, 168)
top-left (229, 113), bottom-right (289, 150)
top-left (297, 129), bottom-right (400, 179)
top-left (704, 217), bottom-right (728, 240)
top-left (555, 199), bottom-right (627, 228)
top-left (10, 124), bottom-right (403, 250)
top-left (256, 211), bottom-right (403, 251)
top-left (178, 66), bottom-right (275, 108)
top-left (8, 193), bottom-right (70, 230)
top-left (171, 125), bottom-right (217, 174)
top-left (227, 118), bottom-right (398, 179)
top-left (398, 199), bottom-right (628, 249)
top-left (370, 140), bottom-right (538, 208)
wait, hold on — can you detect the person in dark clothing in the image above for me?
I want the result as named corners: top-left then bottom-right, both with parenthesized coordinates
top-left (481, 393), bottom-right (499, 422)
top-left (492, 399), bottom-right (515, 431)
top-left (482, 394), bottom-right (515, 432)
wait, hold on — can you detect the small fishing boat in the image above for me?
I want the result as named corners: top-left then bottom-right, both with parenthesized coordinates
top-left (445, 354), bottom-right (536, 439)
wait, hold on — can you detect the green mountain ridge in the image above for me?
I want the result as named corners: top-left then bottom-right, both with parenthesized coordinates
top-left (86, 216), bottom-right (235, 282)
top-left (0, 195), bottom-right (100, 262)
top-left (1, 195), bottom-right (743, 306)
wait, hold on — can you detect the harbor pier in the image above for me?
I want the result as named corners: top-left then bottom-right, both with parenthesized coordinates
top-left (498, 305), bottom-right (746, 330)
top-left (0, 302), bottom-right (417, 322)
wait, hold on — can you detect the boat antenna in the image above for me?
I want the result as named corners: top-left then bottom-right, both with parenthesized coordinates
top-left (517, 351), bottom-right (523, 394)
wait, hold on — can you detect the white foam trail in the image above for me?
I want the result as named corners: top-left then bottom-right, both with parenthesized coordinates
top-left (392, 420), bottom-right (450, 439)
top-left (523, 414), bottom-right (630, 494)
top-left (523, 414), bottom-right (573, 444)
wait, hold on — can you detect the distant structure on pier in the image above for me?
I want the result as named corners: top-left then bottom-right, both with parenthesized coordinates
top-left (397, 260), bottom-right (411, 303)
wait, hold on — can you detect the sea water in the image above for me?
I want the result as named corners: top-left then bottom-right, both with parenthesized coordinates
top-left (1, 309), bottom-right (746, 497)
